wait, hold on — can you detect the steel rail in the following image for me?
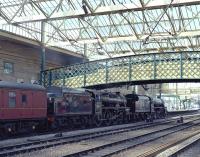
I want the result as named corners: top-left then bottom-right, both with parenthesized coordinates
top-left (137, 130), bottom-right (200, 157)
top-left (61, 118), bottom-right (200, 157)
top-left (0, 115), bottom-right (199, 157)
top-left (155, 131), bottom-right (200, 157)
top-left (0, 120), bottom-right (172, 156)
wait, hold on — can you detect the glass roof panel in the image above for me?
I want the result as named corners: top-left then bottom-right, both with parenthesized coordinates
top-left (0, 0), bottom-right (200, 60)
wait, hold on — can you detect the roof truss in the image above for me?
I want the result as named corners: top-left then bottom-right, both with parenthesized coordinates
top-left (0, 0), bottom-right (200, 60)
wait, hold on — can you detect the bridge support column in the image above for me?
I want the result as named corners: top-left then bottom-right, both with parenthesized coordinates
top-left (83, 44), bottom-right (87, 87)
top-left (128, 57), bottom-right (132, 81)
top-left (106, 61), bottom-right (108, 84)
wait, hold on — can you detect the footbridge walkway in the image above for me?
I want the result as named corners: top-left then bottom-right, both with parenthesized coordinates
top-left (41, 51), bottom-right (200, 89)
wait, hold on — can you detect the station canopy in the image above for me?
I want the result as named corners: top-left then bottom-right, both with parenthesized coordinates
top-left (0, 0), bottom-right (200, 60)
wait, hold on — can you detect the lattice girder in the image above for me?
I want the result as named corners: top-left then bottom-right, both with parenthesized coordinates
top-left (41, 51), bottom-right (200, 88)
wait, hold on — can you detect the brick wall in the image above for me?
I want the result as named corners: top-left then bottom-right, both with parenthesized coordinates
top-left (0, 40), bottom-right (83, 83)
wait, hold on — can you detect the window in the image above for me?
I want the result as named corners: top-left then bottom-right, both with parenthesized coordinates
top-left (22, 94), bottom-right (27, 105)
top-left (9, 92), bottom-right (16, 107)
top-left (4, 62), bottom-right (14, 74)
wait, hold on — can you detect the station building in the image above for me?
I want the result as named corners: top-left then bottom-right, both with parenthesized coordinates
top-left (0, 31), bottom-right (84, 83)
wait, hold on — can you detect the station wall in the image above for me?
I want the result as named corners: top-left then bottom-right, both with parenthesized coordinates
top-left (0, 39), bottom-right (84, 83)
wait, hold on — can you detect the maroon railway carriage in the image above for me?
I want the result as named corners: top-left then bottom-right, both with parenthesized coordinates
top-left (0, 81), bottom-right (47, 134)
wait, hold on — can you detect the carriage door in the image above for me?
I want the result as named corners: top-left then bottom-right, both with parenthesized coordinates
top-left (6, 90), bottom-right (17, 119)
top-left (20, 90), bottom-right (30, 118)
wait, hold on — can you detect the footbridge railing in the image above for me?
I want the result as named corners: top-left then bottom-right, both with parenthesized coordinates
top-left (41, 51), bottom-right (200, 88)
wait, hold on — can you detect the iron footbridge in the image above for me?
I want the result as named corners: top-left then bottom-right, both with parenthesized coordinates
top-left (41, 51), bottom-right (200, 89)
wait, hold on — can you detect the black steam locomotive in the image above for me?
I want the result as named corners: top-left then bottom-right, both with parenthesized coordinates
top-left (47, 87), bottom-right (166, 128)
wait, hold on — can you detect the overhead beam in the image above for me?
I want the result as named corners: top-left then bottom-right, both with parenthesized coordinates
top-left (90, 44), bottom-right (200, 58)
top-left (5, 0), bottom-right (200, 24)
top-left (48, 34), bottom-right (200, 54)
top-left (47, 30), bottom-right (200, 44)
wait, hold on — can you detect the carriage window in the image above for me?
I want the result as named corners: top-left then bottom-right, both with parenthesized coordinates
top-left (9, 92), bottom-right (16, 107)
top-left (22, 94), bottom-right (27, 105)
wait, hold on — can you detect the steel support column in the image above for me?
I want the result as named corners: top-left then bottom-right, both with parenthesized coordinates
top-left (40, 21), bottom-right (46, 85)
top-left (153, 54), bottom-right (157, 79)
top-left (180, 52), bottom-right (183, 79)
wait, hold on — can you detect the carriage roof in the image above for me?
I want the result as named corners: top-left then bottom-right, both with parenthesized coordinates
top-left (0, 81), bottom-right (45, 91)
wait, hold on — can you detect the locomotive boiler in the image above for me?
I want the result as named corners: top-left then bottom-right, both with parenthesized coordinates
top-left (96, 91), bottom-right (129, 125)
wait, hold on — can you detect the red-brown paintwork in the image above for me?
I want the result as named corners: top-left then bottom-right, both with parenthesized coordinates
top-left (54, 93), bottom-right (93, 115)
top-left (0, 88), bottom-right (47, 120)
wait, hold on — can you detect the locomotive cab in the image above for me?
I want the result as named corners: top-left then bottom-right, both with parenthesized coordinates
top-left (125, 93), bottom-right (139, 113)
top-left (125, 93), bottom-right (154, 121)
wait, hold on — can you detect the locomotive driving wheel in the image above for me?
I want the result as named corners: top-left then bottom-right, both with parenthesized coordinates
top-left (93, 115), bottom-right (102, 127)
top-left (104, 110), bottom-right (113, 126)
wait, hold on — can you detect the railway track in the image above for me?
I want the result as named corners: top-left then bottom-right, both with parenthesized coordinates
top-left (1, 115), bottom-right (200, 157)
top-left (134, 130), bottom-right (200, 157)
top-left (0, 119), bottom-right (172, 156)
top-left (62, 118), bottom-right (200, 157)
top-left (155, 131), bottom-right (200, 157)
top-left (0, 112), bottom-right (195, 142)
